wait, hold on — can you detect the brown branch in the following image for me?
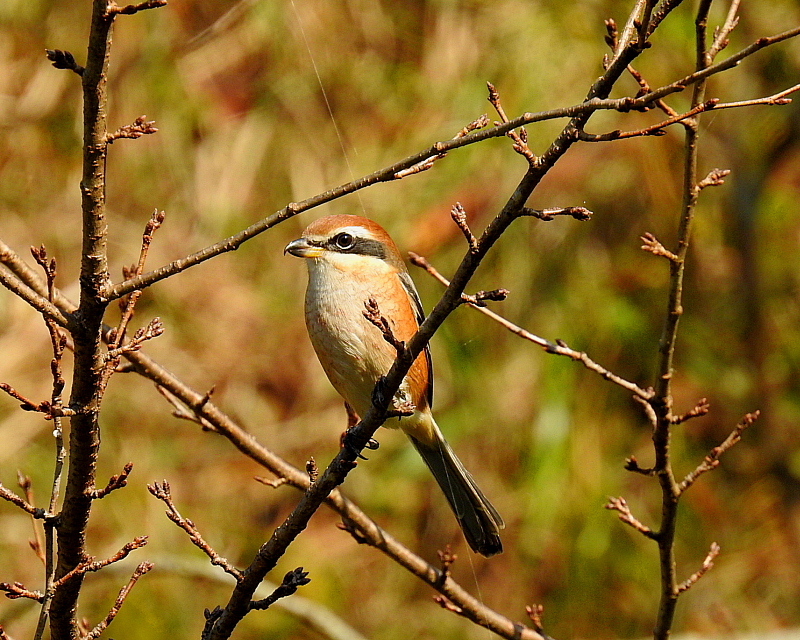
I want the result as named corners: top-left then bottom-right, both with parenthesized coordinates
top-left (99, 23), bottom-right (800, 303)
top-left (0, 582), bottom-right (45, 602)
top-left (676, 542), bottom-right (720, 593)
top-left (106, 116), bottom-right (158, 143)
top-left (362, 298), bottom-right (405, 356)
top-left (450, 203), bottom-right (479, 254)
top-left (408, 252), bottom-right (651, 400)
top-left (641, 232), bottom-right (679, 262)
top-left (84, 561), bottom-right (154, 640)
top-left (605, 496), bottom-right (658, 539)
top-left (52, 537), bottom-right (149, 589)
top-left (90, 462), bottom-right (134, 500)
top-left (248, 567), bottom-right (311, 612)
top-left (671, 397), bottom-right (710, 424)
top-left (696, 167), bottom-right (731, 191)
top-left (678, 411), bottom-right (759, 494)
top-left (487, 82), bottom-right (537, 165)
top-left (520, 206), bottom-right (593, 221)
top-left (0, 483), bottom-right (47, 518)
top-left (147, 481), bottom-right (243, 581)
top-left (578, 100), bottom-right (718, 141)
top-left (106, 0), bottom-right (167, 16)
top-left (44, 49), bottom-right (84, 76)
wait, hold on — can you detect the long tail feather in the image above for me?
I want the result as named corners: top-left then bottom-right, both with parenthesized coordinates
top-left (409, 426), bottom-right (504, 557)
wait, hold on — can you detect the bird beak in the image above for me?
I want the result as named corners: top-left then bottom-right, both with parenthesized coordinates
top-left (284, 238), bottom-right (323, 258)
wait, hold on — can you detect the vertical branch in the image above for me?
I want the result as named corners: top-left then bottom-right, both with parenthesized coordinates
top-left (651, 2), bottom-right (713, 638)
top-left (49, 1), bottom-right (115, 637)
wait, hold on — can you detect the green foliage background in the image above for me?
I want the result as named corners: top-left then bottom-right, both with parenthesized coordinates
top-left (1, 0), bottom-right (800, 638)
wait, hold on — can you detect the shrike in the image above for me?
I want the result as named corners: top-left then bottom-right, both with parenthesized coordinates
top-left (286, 214), bottom-right (503, 556)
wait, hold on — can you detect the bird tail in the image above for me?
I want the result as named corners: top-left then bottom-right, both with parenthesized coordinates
top-left (408, 423), bottom-right (504, 557)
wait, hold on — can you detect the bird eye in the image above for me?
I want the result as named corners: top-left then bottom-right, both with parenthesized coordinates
top-left (333, 232), bottom-right (355, 250)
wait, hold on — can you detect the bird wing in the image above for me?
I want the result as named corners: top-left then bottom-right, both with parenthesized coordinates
top-left (398, 270), bottom-right (434, 408)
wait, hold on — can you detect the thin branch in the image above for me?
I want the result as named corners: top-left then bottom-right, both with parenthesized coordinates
top-left (676, 542), bottom-right (720, 593)
top-left (605, 496), bottom-right (658, 539)
top-left (52, 537), bottom-right (149, 589)
top-left (147, 481), bottom-right (243, 581)
top-left (408, 252), bottom-right (652, 400)
top-left (0, 582), bottom-right (45, 602)
top-left (678, 411), bottom-right (759, 494)
top-left (44, 49), bottom-right (84, 76)
top-left (106, 0), bottom-right (168, 16)
top-left (248, 567), bottom-right (311, 611)
top-left (451, 203), bottom-right (479, 254)
top-left (100, 25), bottom-right (800, 304)
top-left (520, 206), bottom-right (593, 221)
top-left (106, 116), bottom-right (158, 143)
top-left (90, 462), bottom-right (134, 500)
top-left (362, 298), bottom-right (405, 356)
top-left (84, 561), bottom-right (154, 640)
top-left (0, 484), bottom-right (48, 519)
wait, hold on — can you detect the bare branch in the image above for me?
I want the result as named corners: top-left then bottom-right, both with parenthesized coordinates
top-left (520, 206), bottom-right (593, 221)
top-left (85, 562), bottom-right (154, 640)
top-left (408, 252), bottom-right (651, 400)
top-left (0, 483), bottom-right (48, 519)
top-left (451, 203), bottom-right (479, 254)
top-left (90, 462), bottom-right (134, 500)
top-left (606, 496), bottom-right (658, 539)
top-left (697, 168), bottom-right (731, 191)
top-left (106, 0), bottom-right (167, 16)
top-left (362, 298), bottom-right (405, 356)
top-left (45, 49), bottom-right (84, 76)
top-left (641, 233), bottom-right (679, 262)
top-left (671, 398), bottom-right (710, 424)
top-left (678, 411), bottom-right (759, 494)
top-left (147, 481), bottom-right (243, 581)
top-left (53, 537), bottom-right (149, 589)
top-left (248, 567), bottom-right (311, 611)
top-left (676, 542), bottom-right (720, 593)
top-left (0, 582), bottom-right (45, 602)
top-left (106, 116), bottom-right (158, 143)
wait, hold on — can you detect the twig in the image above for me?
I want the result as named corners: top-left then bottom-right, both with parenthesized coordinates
top-left (147, 481), bottom-right (243, 581)
top-left (44, 49), bottom-right (84, 76)
top-left (520, 207), bottom-right (593, 221)
top-left (676, 542), bottom-right (720, 593)
top-left (0, 484), bottom-right (47, 518)
top-left (100, 21), bottom-right (800, 303)
top-left (362, 298), bottom-right (405, 356)
top-left (678, 411), bottom-right (759, 494)
top-left (90, 462), bottom-right (134, 500)
top-left (671, 398), bottom-right (710, 424)
top-left (578, 100), bottom-right (718, 141)
top-left (487, 82), bottom-right (537, 166)
top-left (408, 252), bottom-right (652, 400)
top-left (53, 537), bottom-right (149, 589)
top-left (605, 496), bottom-right (658, 539)
top-left (0, 582), bottom-right (45, 602)
top-left (451, 203), bottom-right (479, 254)
top-left (641, 233), bottom-right (679, 262)
top-left (106, 116), bottom-right (158, 143)
top-left (248, 567), bottom-right (311, 611)
top-left (84, 561), bottom-right (154, 639)
top-left (16, 473), bottom-right (45, 563)
top-left (106, 0), bottom-right (168, 16)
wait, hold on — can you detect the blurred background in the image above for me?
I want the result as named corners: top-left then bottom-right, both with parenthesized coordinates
top-left (1, 0), bottom-right (799, 638)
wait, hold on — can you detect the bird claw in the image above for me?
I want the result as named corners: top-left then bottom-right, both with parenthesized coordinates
top-left (341, 429), bottom-right (379, 460)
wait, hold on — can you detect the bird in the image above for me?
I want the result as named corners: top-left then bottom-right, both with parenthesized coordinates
top-left (285, 214), bottom-right (504, 556)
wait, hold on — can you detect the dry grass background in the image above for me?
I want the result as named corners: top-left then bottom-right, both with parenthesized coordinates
top-left (1, 1), bottom-right (800, 639)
